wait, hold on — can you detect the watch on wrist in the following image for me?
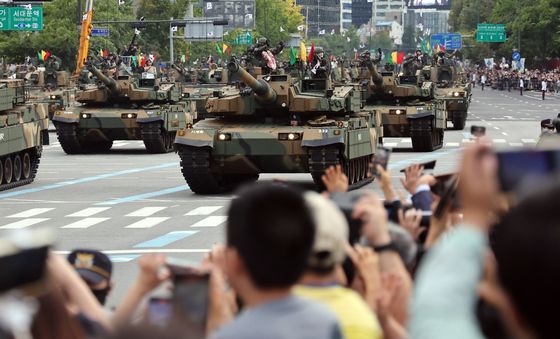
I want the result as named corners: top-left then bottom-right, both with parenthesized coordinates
top-left (373, 242), bottom-right (398, 253)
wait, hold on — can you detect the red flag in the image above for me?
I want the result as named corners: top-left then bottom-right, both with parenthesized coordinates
top-left (185, 50), bottom-right (188, 62)
top-left (308, 42), bottom-right (315, 64)
top-left (440, 43), bottom-right (446, 52)
top-left (44, 50), bottom-right (51, 60)
top-left (397, 52), bottom-right (405, 65)
top-left (103, 49), bottom-right (109, 58)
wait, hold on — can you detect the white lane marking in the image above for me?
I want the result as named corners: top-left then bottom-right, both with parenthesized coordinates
top-left (493, 139), bottom-right (507, 143)
top-left (502, 132), bottom-right (508, 136)
top-left (400, 138), bottom-right (412, 143)
top-left (192, 216), bottom-right (228, 227)
top-left (445, 142), bottom-right (460, 147)
top-left (462, 139), bottom-right (472, 143)
top-left (55, 249), bottom-right (211, 255)
top-left (113, 143), bottom-right (131, 148)
top-left (61, 218), bottom-right (110, 229)
top-left (125, 217), bottom-right (170, 229)
top-left (67, 207), bottom-right (111, 217)
top-left (126, 207), bottom-right (167, 217)
top-left (185, 206), bottom-right (223, 216)
top-left (487, 122), bottom-right (492, 125)
top-left (383, 142), bottom-right (398, 147)
top-left (7, 208), bottom-right (55, 218)
top-left (493, 126), bottom-right (500, 130)
top-left (0, 218), bottom-right (50, 229)
top-left (509, 143), bottom-right (523, 147)
top-left (522, 139), bottom-right (536, 143)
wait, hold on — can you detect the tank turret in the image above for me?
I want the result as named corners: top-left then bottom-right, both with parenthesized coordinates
top-left (227, 61), bottom-right (277, 103)
top-left (363, 59), bottom-right (384, 88)
top-left (87, 63), bottom-right (119, 95)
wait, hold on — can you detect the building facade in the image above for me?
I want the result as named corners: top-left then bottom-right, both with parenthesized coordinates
top-left (351, 0), bottom-right (372, 28)
top-left (341, 0), bottom-right (353, 32)
top-left (297, 0), bottom-right (341, 37)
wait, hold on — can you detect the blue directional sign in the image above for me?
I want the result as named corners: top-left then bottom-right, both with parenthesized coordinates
top-left (431, 33), bottom-right (462, 50)
top-left (91, 27), bottom-right (110, 37)
top-left (512, 51), bottom-right (521, 61)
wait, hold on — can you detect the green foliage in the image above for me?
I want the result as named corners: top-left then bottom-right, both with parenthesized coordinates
top-left (312, 26), bottom-right (360, 57)
top-left (254, 0), bottom-right (304, 46)
top-left (366, 31), bottom-right (394, 51)
top-left (401, 25), bottom-right (415, 50)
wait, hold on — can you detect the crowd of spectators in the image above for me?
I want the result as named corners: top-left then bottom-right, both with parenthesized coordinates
top-left (1, 136), bottom-right (559, 339)
top-left (469, 67), bottom-right (560, 94)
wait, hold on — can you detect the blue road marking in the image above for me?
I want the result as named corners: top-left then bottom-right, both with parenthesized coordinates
top-left (109, 255), bottom-right (140, 263)
top-left (134, 231), bottom-right (198, 248)
top-left (96, 185), bottom-right (188, 205)
top-left (0, 162), bottom-right (179, 200)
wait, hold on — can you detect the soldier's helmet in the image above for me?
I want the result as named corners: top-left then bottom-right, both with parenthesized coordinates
top-left (315, 47), bottom-right (324, 55)
top-left (257, 37), bottom-right (268, 46)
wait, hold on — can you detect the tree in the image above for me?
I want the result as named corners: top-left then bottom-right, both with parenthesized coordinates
top-left (367, 31), bottom-right (394, 51)
top-left (401, 25), bottom-right (415, 50)
top-left (254, 0), bottom-right (304, 46)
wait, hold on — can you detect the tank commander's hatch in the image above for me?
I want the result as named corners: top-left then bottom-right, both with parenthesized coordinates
top-left (302, 79), bottom-right (327, 92)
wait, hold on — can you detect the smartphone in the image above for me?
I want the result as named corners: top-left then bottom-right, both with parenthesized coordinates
top-left (471, 125), bottom-right (486, 137)
top-left (399, 160), bottom-right (437, 173)
top-left (433, 177), bottom-right (459, 219)
top-left (172, 271), bottom-right (211, 332)
top-left (166, 257), bottom-right (201, 280)
top-left (496, 149), bottom-right (560, 191)
top-left (370, 146), bottom-right (391, 177)
top-left (147, 297), bottom-right (172, 325)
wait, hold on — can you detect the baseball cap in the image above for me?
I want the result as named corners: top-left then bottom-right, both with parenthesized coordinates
top-left (67, 249), bottom-right (112, 285)
top-left (304, 192), bottom-right (349, 270)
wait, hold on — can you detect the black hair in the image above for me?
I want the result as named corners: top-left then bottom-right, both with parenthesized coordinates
top-left (227, 184), bottom-right (315, 289)
top-left (492, 182), bottom-right (560, 339)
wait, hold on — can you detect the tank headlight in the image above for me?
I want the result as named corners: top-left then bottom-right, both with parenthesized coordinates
top-left (281, 103), bottom-right (286, 107)
top-left (81, 113), bottom-right (91, 119)
top-left (453, 92), bottom-right (460, 97)
top-left (121, 113), bottom-right (137, 119)
top-left (50, 95), bottom-right (56, 100)
top-left (278, 133), bottom-right (301, 141)
top-left (218, 133), bottom-right (231, 141)
top-left (395, 109), bottom-right (402, 115)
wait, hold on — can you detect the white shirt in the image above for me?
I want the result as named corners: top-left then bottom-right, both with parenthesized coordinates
top-left (542, 81), bottom-right (547, 91)
top-left (481, 75), bottom-right (487, 83)
top-left (519, 79), bottom-right (524, 87)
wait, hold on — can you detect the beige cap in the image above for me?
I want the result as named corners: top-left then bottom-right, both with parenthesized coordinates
top-left (304, 192), bottom-right (349, 270)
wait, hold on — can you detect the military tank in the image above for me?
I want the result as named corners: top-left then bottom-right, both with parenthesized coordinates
top-left (52, 63), bottom-right (191, 154)
top-left (360, 58), bottom-right (445, 152)
top-left (425, 59), bottom-right (471, 130)
top-left (174, 61), bottom-right (379, 194)
top-left (0, 79), bottom-right (49, 191)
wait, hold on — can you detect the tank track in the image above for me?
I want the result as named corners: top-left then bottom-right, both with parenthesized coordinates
top-left (450, 110), bottom-right (467, 130)
top-left (141, 122), bottom-right (175, 154)
top-left (55, 123), bottom-right (84, 154)
top-left (410, 117), bottom-right (444, 152)
top-left (308, 146), bottom-right (373, 192)
top-left (0, 148), bottom-right (41, 192)
top-left (177, 145), bottom-right (224, 194)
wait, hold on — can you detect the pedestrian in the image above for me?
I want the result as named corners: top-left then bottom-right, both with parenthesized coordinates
top-left (471, 73), bottom-right (476, 88)
top-left (481, 74), bottom-right (487, 91)
top-left (519, 77), bottom-right (524, 96)
top-left (67, 249), bottom-right (113, 306)
top-left (542, 78), bottom-right (547, 100)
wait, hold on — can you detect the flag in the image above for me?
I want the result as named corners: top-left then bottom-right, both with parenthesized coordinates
top-left (103, 49), bottom-right (108, 58)
top-left (42, 50), bottom-right (50, 61)
top-left (297, 25), bottom-right (304, 31)
top-left (300, 41), bottom-right (307, 64)
top-left (440, 43), bottom-right (446, 52)
top-left (185, 50), bottom-right (188, 62)
top-left (99, 48), bottom-right (104, 57)
top-left (347, 36), bottom-right (351, 42)
top-left (280, 26), bottom-right (285, 32)
top-left (308, 42), bottom-right (315, 64)
top-left (37, 51), bottom-right (42, 61)
top-left (224, 31), bottom-right (229, 36)
top-left (290, 47), bottom-right (297, 65)
top-left (215, 42), bottom-right (223, 55)
top-left (222, 43), bottom-right (229, 55)
top-left (391, 51), bottom-right (397, 64)
top-left (118, 0), bottom-right (125, 4)
top-left (318, 29), bottom-right (325, 35)
top-left (385, 51), bottom-right (393, 65)
top-left (131, 56), bottom-right (137, 66)
top-left (180, 54), bottom-right (185, 63)
top-left (134, 28), bottom-right (141, 35)
top-left (171, 26), bottom-right (178, 32)
top-left (397, 52), bottom-right (405, 65)
top-left (330, 29), bottom-right (335, 35)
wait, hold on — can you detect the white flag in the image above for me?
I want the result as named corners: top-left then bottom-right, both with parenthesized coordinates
top-left (207, 31), bottom-right (214, 37)
top-left (280, 26), bottom-right (285, 32)
top-left (297, 25), bottom-right (305, 31)
top-left (330, 29), bottom-right (335, 35)
top-left (319, 29), bottom-right (325, 35)
top-left (171, 26), bottom-right (178, 32)
top-left (118, 0), bottom-right (125, 5)
top-left (134, 28), bottom-right (141, 35)
top-left (347, 36), bottom-right (351, 42)
top-left (223, 31), bottom-right (229, 36)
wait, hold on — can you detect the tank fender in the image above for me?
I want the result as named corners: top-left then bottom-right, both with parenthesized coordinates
top-left (407, 112), bottom-right (435, 120)
top-left (301, 129), bottom-right (345, 148)
top-left (174, 128), bottom-right (216, 148)
top-left (51, 110), bottom-right (79, 124)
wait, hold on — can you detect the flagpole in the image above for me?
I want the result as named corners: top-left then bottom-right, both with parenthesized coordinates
top-left (305, 6), bottom-right (308, 40)
top-left (169, 17), bottom-right (174, 64)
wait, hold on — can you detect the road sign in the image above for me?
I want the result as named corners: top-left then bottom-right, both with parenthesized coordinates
top-left (91, 27), bottom-right (110, 37)
top-left (0, 6), bottom-right (43, 31)
top-left (476, 24), bottom-right (506, 42)
top-left (431, 33), bottom-right (462, 50)
top-left (512, 51), bottom-right (521, 61)
top-left (233, 31), bottom-right (252, 45)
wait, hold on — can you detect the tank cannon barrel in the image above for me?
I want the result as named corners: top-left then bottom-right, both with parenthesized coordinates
top-left (171, 63), bottom-right (185, 74)
top-left (227, 61), bottom-right (277, 103)
top-left (87, 63), bottom-right (119, 95)
top-left (364, 60), bottom-right (383, 88)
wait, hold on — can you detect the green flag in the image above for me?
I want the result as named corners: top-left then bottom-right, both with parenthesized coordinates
top-left (215, 42), bottom-right (223, 55)
top-left (180, 54), bottom-right (186, 63)
top-left (131, 56), bottom-right (137, 67)
top-left (385, 51), bottom-right (393, 65)
top-left (290, 47), bottom-right (297, 65)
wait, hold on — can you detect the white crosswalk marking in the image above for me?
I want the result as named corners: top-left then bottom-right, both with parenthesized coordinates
top-left (383, 142), bottom-right (398, 147)
top-left (509, 143), bottom-right (523, 147)
top-left (0, 218), bottom-right (50, 229)
top-left (522, 139), bottom-right (536, 143)
top-left (493, 139), bottom-right (507, 143)
top-left (67, 207), bottom-right (111, 217)
top-left (192, 216), bottom-right (227, 227)
top-left (125, 217), bottom-right (170, 229)
top-left (445, 142), bottom-right (460, 147)
top-left (113, 143), bottom-right (131, 148)
top-left (7, 208), bottom-right (55, 218)
top-left (126, 207), bottom-right (167, 217)
top-left (185, 206), bottom-right (223, 216)
top-left (400, 138), bottom-right (412, 143)
top-left (61, 218), bottom-right (110, 229)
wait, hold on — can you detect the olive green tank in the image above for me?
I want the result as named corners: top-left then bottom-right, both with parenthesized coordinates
top-left (426, 59), bottom-right (471, 130)
top-left (52, 63), bottom-right (192, 154)
top-left (174, 61), bottom-right (379, 194)
top-left (0, 79), bottom-right (49, 191)
top-left (360, 59), bottom-right (445, 152)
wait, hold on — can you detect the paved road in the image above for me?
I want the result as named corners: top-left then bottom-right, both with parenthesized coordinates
top-left (0, 86), bottom-right (555, 308)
